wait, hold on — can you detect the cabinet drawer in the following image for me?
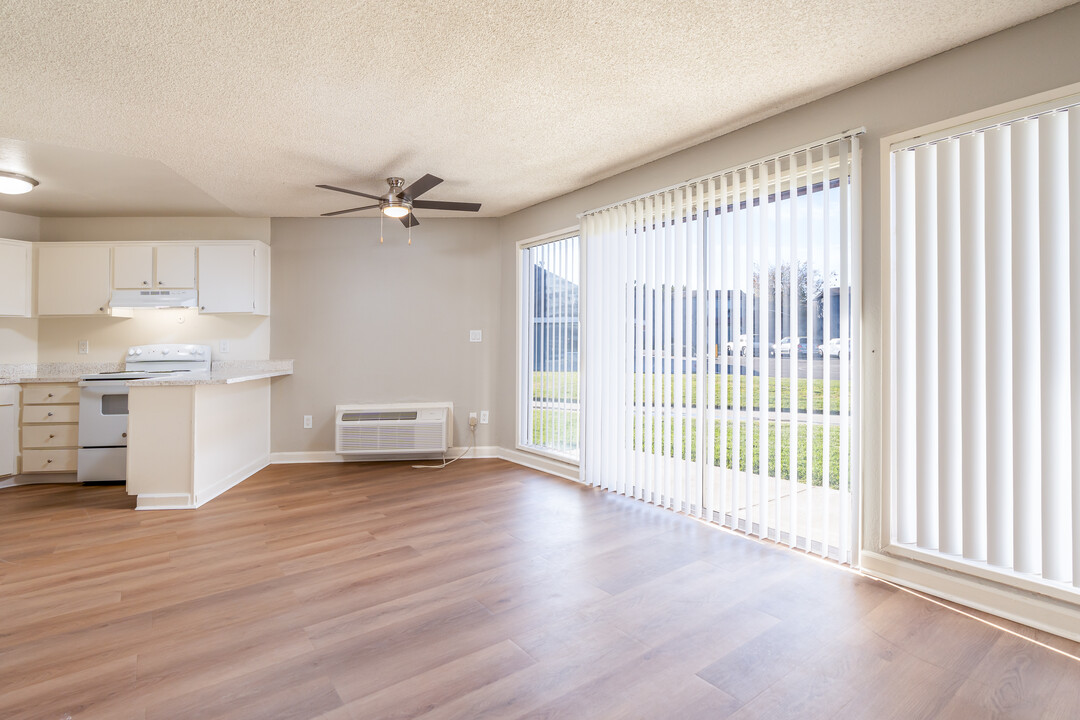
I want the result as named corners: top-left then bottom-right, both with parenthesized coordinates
top-left (23, 385), bottom-right (80, 404)
top-left (21, 448), bottom-right (78, 473)
top-left (22, 424), bottom-right (79, 449)
top-left (23, 405), bottom-right (79, 424)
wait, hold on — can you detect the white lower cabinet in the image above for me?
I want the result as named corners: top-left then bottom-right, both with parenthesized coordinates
top-left (20, 383), bottom-right (80, 475)
top-left (0, 387), bottom-right (16, 478)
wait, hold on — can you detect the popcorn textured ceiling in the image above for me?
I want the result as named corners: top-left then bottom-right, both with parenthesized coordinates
top-left (0, 0), bottom-right (1072, 218)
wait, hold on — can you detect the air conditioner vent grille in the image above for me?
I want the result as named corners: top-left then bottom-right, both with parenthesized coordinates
top-left (335, 404), bottom-right (450, 456)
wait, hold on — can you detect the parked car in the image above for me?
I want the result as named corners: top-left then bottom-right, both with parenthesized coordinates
top-left (817, 337), bottom-right (850, 357)
top-left (770, 336), bottom-right (807, 357)
top-left (726, 335), bottom-right (760, 357)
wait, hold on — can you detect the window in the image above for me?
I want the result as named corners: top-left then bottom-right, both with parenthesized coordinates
top-left (581, 134), bottom-right (861, 563)
top-left (887, 90), bottom-right (1080, 593)
top-left (519, 235), bottom-right (581, 459)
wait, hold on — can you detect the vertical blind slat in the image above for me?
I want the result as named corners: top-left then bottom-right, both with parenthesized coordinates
top-left (914, 144), bottom-right (940, 550)
top-left (894, 150), bottom-right (918, 545)
top-left (1011, 118), bottom-right (1041, 575)
top-left (984, 125), bottom-right (1014, 569)
top-left (959, 133), bottom-right (989, 563)
top-left (1038, 111), bottom-right (1071, 582)
top-left (937, 139), bottom-right (963, 557)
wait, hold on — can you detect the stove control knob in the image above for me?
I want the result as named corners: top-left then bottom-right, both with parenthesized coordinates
top-left (162, 348), bottom-right (170, 355)
top-left (185, 345), bottom-right (196, 353)
top-left (135, 349), bottom-right (142, 355)
top-left (128, 349), bottom-right (135, 356)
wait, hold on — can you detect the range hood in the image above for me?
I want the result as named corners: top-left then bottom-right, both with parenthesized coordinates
top-left (109, 289), bottom-right (198, 308)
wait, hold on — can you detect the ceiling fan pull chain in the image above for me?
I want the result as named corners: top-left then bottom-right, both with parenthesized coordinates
top-left (379, 212), bottom-right (384, 244)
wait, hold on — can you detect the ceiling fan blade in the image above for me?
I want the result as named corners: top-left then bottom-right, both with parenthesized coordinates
top-left (411, 200), bottom-right (481, 212)
top-left (316, 184), bottom-right (382, 201)
top-left (399, 213), bottom-right (420, 228)
top-left (320, 204), bottom-right (379, 217)
top-left (400, 174), bottom-right (442, 200)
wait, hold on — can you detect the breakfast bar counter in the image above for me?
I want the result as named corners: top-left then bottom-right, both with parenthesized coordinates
top-left (126, 360), bottom-right (293, 509)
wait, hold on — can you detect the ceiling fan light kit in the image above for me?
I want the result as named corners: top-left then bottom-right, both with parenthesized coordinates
top-left (316, 174), bottom-right (482, 242)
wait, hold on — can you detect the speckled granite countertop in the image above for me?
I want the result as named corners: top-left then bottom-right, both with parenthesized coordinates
top-left (129, 360), bottom-right (294, 386)
top-left (0, 360), bottom-right (293, 386)
top-left (0, 362), bottom-right (123, 385)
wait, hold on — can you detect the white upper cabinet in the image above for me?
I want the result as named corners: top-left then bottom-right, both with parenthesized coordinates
top-left (155, 245), bottom-right (196, 288)
top-left (0, 239), bottom-right (32, 317)
top-left (38, 244), bottom-right (128, 316)
top-left (113, 244), bottom-right (196, 289)
top-left (113, 245), bottom-right (154, 289)
top-left (197, 242), bottom-right (269, 315)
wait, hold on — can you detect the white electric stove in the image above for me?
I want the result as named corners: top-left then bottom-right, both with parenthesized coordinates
top-left (77, 344), bottom-right (211, 483)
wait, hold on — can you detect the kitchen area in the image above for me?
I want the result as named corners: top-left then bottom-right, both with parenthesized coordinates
top-left (0, 217), bottom-right (293, 509)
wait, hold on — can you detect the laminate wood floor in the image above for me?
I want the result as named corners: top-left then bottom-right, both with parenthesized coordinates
top-left (2, 460), bottom-right (1078, 719)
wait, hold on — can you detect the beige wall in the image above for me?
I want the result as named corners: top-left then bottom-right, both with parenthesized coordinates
top-left (0, 210), bottom-right (40, 363)
top-left (269, 217), bottom-right (502, 454)
top-left (31, 217), bottom-right (271, 363)
top-left (493, 4), bottom-right (1080, 553)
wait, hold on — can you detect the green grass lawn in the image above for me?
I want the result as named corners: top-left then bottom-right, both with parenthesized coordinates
top-left (531, 370), bottom-right (847, 414)
top-left (530, 407), bottom-right (845, 489)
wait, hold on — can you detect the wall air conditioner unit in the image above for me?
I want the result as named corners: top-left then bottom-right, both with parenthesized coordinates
top-left (335, 402), bottom-right (452, 457)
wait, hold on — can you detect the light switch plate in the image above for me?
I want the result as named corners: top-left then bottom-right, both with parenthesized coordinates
top-left (219, 339), bottom-right (230, 353)
top-left (469, 330), bottom-right (482, 343)
top-left (303, 415), bottom-right (312, 429)
top-left (77, 340), bottom-right (89, 355)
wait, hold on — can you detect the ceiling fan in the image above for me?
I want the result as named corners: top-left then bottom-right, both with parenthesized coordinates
top-left (316, 174), bottom-right (481, 227)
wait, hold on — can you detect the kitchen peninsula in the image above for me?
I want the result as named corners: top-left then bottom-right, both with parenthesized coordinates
top-left (126, 360), bottom-right (292, 509)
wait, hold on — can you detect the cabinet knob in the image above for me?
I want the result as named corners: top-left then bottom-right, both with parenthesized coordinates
top-left (200, 306), bottom-right (206, 311)
top-left (122, 432), bottom-right (127, 438)
top-left (99, 307), bottom-right (105, 312)
top-left (49, 434), bottom-right (55, 439)
top-left (47, 393), bottom-right (53, 398)
top-left (46, 459), bottom-right (52, 464)
top-left (158, 280), bottom-right (164, 285)
top-left (47, 411), bottom-right (53, 417)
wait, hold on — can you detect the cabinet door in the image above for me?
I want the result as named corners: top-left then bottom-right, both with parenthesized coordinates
top-left (113, 245), bottom-right (154, 289)
top-left (0, 402), bottom-right (14, 477)
top-left (38, 244), bottom-right (114, 316)
top-left (0, 240), bottom-right (32, 317)
top-left (197, 245), bottom-right (254, 313)
top-left (155, 245), bottom-right (196, 288)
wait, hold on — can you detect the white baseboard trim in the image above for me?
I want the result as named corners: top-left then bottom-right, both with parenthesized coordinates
top-left (194, 456), bottom-right (269, 507)
top-left (496, 447), bottom-right (580, 483)
top-left (268, 445), bottom-right (579, 482)
top-left (136, 493), bottom-right (195, 510)
top-left (860, 550), bottom-right (1080, 643)
top-left (270, 446), bottom-right (501, 464)
top-left (0, 473), bottom-right (79, 488)
top-left (270, 450), bottom-right (345, 464)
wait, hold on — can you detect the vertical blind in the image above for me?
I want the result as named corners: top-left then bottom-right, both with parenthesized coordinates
top-left (582, 133), bottom-right (862, 563)
top-left (890, 101), bottom-right (1079, 590)
top-left (520, 236), bottom-right (581, 458)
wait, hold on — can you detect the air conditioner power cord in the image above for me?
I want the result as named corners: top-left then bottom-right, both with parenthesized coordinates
top-left (412, 420), bottom-right (476, 470)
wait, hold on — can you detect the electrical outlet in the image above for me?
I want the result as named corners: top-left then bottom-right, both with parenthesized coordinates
top-left (468, 412), bottom-right (478, 428)
top-left (469, 330), bottom-right (482, 343)
top-left (219, 339), bottom-right (230, 353)
top-left (303, 415), bottom-right (312, 429)
top-left (77, 340), bottom-right (89, 355)
top-left (480, 411), bottom-right (489, 424)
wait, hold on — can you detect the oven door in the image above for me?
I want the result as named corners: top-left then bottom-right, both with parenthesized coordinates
top-left (78, 382), bottom-right (130, 448)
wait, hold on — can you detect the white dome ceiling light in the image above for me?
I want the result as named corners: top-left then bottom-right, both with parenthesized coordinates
top-left (0, 171), bottom-right (38, 195)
